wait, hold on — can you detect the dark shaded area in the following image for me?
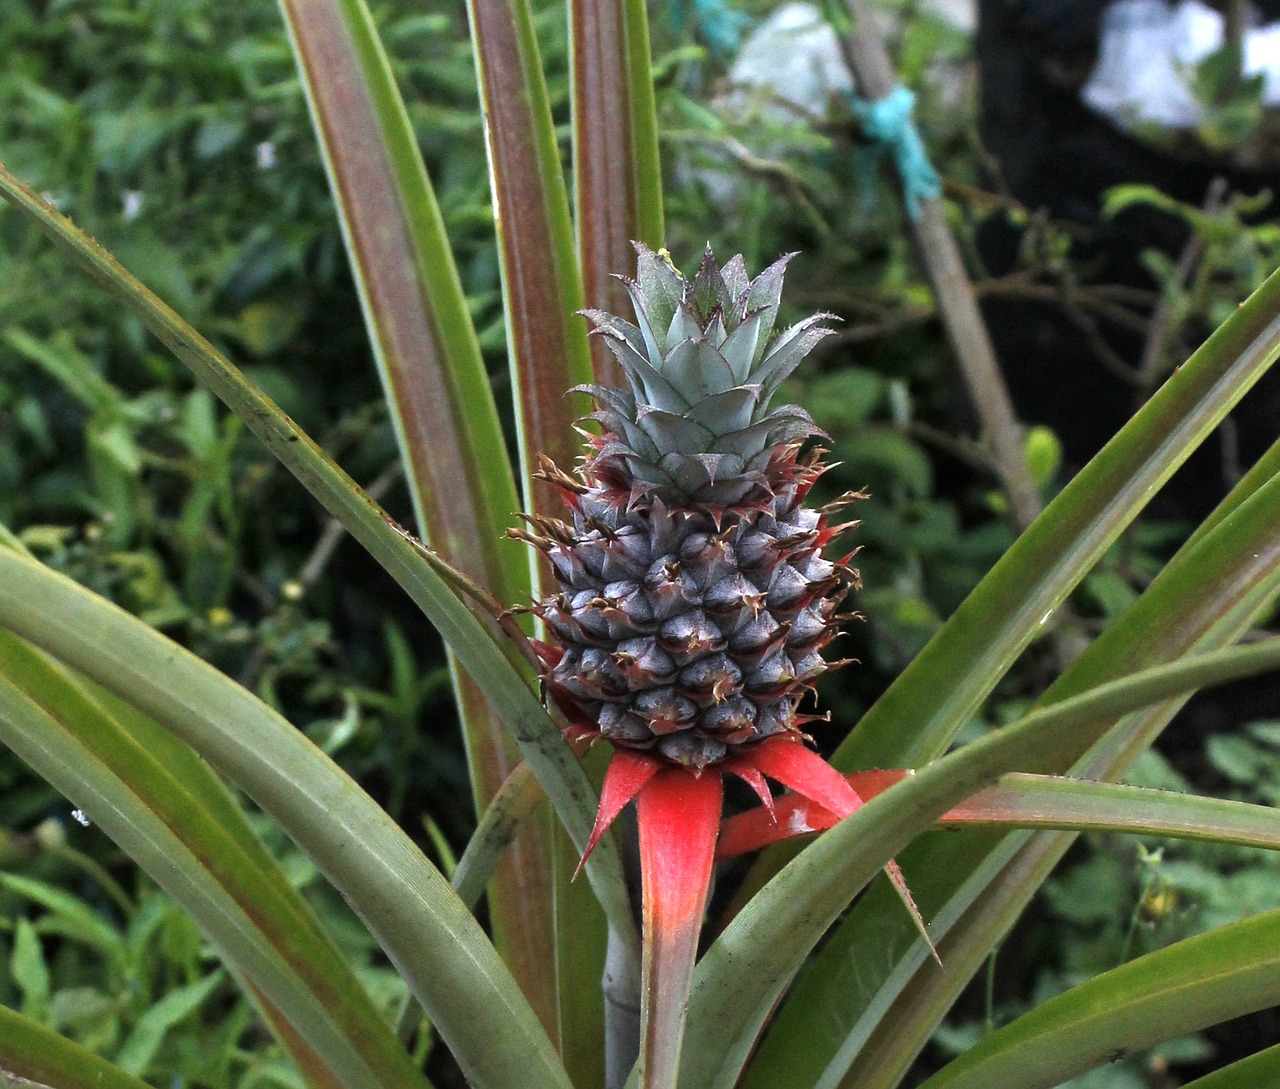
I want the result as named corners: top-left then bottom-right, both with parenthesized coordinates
top-left (977, 0), bottom-right (1280, 520)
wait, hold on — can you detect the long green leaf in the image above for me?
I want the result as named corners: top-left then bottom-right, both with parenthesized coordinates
top-left (801, 464), bottom-right (1280, 1089)
top-left (834, 657), bottom-right (1280, 1089)
top-left (725, 771), bottom-right (1280, 854)
top-left (1179, 436), bottom-right (1280, 553)
top-left (621, 0), bottom-right (662, 246)
top-left (739, 281), bottom-right (1280, 1089)
top-left (453, 761), bottom-right (544, 911)
top-left (0, 631), bottom-right (429, 1089)
top-left (1181, 1043), bottom-right (1280, 1089)
top-left (942, 774), bottom-right (1280, 846)
top-left (450, 757), bottom-right (615, 1078)
top-left (464, 0), bottom-right (593, 545)
top-left (1035, 473), bottom-right (1280, 721)
top-left (571, 0), bottom-right (663, 385)
top-left (917, 908), bottom-right (1280, 1089)
top-left (279, 0), bottom-right (557, 1032)
top-left (454, 764), bottom-right (1280, 895)
top-left (742, 828), bottom-right (1033, 1089)
top-left (0, 1003), bottom-right (151, 1089)
top-left (0, 164), bottom-right (638, 960)
top-left (247, 981), bottom-right (373, 1089)
top-left (0, 529), bottom-right (419, 1089)
top-left (675, 637), bottom-right (1280, 1089)
top-left (0, 549), bottom-right (570, 1089)
top-left (736, 269), bottom-right (1280, 1084)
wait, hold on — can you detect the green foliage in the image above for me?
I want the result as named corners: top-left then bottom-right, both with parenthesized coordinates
top-left (0, 831), bottom-right (406, 1088)
top-left (1191, 45), bottom-right (1266, 151)
top-left (1, 868), bottom-right (253, 1086)
top-left (0, 0), bottom-right (487, 862)
top-left (0, 1), bottom-right (1279, 1088)
top-left (970, 716), bottom-right (1280, 1085)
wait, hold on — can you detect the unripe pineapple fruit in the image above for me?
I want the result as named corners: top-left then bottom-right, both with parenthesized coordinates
top-left (521, 245), bottom-right (859, 770)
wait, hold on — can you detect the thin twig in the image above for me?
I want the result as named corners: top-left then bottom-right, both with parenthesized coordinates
top-left (1091, 283), bottom-right (1162, 307)
top-left (1224, 0), bottom-right (1247, 92)
top-left (297, 461), bottom-right (404, 588)
top-left (1134, 176), bottom-right (1228, 402)
top-left (837, 2), bottom-right (1098, 671)
top-left (671, 129), bottom-right (830, 232)
top-left (825, 276), bottom-right (1152, 348)
top-left (983, 280), bottom-right (1153, 336)
top-left (907, 420), bottom-right (998, 474)
top-left (827, 305), bottom-right (935, 344)
top-left (1056, 290), bottom-right (1144, 387)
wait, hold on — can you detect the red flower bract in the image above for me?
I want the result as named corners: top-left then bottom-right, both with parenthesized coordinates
top-left (570, 735), bottom-right (934, 1089)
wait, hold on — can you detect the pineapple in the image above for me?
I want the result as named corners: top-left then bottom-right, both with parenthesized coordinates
top-left (520, 245), bottom-right (857, 770)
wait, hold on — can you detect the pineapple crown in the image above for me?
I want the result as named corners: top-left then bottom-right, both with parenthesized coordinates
top-left (578, 244), bottom-right (836, 507)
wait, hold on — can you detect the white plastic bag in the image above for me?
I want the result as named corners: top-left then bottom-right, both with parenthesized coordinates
top-left (1083, 0), bottom-right (1280, 130)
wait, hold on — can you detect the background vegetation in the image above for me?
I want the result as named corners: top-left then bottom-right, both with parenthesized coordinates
top-left (1, 0), bottom-right (1277, 1085)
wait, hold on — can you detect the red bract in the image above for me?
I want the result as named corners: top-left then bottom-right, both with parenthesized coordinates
top-left (636, 767), bottom-right (721, 1089)
top-left (576, 735), bottom-right (935, 1086)
top-left (717, 768), bottom-right (914, 860)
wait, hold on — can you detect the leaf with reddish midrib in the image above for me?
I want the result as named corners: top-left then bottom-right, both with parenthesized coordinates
top-left (278, 0), bottom-right (558, 1033)
top-left (570, 0), bottom-right (664, 387)
top-left (464, 0), bottom-right (628, 1072)
top-left (465, 0), bottom-right (594, 548)
top-left (282, 0), bottom-right (524, 597)
top-left (0, 1003), bottom-right (153, 1089)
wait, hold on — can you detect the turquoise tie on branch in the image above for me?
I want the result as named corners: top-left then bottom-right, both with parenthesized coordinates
top-left (668, 0), bottom-right (751, 58)
top-left (850, 83), bottom-right (941, 221)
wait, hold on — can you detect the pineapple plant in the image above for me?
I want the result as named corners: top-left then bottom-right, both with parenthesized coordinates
top-left (516, 244), bottom-right (934, 1088)
top-left (521, 244), bottom-right (853, 770)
